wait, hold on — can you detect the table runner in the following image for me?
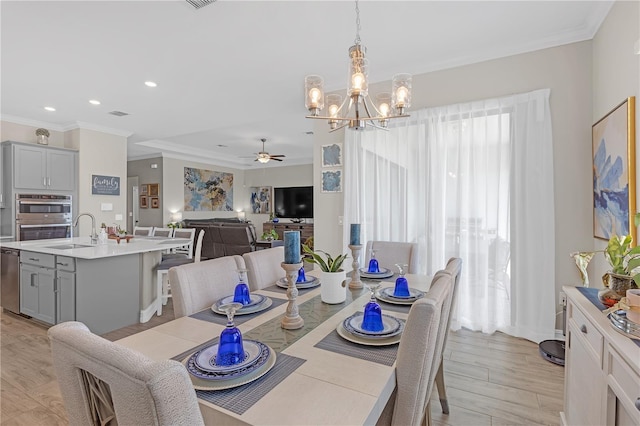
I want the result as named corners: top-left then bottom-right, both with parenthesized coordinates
top-left (172, 338), bottom-right (305, 415)
top-left (190, 297), bottom-right (287, 326)
top-left (577, 287), bottom-right (640, 346)
top-left (262, 283), bottom-right (319, 295)
top-left (314, 329), bottom-right (399, 366)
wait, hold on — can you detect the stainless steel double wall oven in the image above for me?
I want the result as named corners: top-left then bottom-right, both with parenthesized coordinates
top-left (15, 194), bottom-right (72, 241)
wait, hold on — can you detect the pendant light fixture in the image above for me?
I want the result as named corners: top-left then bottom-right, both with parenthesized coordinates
top-left (304, 0), bottom-right (412, 131)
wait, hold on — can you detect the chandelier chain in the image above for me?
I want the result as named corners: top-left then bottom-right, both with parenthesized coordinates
top-left (354, 0), bottom-right (361, 45)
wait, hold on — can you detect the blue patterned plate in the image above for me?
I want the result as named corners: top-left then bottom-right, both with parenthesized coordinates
top-left (276, 275), bottom-right (320, 289)
top-left (186, 340), bottom-right (271, 380)
top-left (194, 340), bottom-right (264, 373)
top-left (343, 312), bottom-right (404, 339)
top-left (359, 267), bottom-right (394, 279)
top-left (380, 287), bottom-right (425, 301)
top-left (211, 296), bottom-right (272, 316)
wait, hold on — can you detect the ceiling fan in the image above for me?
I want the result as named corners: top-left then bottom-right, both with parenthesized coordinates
top-left (254, 138), bottom-right (285, 163)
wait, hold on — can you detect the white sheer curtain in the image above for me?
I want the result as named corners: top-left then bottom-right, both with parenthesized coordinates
top-left (343, 89), bottom-right (555, 342)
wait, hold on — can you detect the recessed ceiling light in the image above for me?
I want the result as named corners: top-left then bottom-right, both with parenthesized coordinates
top-left (89, 99), bottom-right (101, 105)
top-left (144, 81), bottom-right (157, 87)
top-left (44, 106), bottom-right (56, 112)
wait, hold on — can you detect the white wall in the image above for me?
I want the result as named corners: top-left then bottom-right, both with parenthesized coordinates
top-left (314, 40), bottom-right (595, 316)
top-left (68, 128), bottom-right (128, 235)
top-left (590, 0), bottom-right (640, 283)
top-left (0, 120), bottom-right (68, 148)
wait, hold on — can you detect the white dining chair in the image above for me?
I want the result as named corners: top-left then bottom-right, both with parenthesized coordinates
top-left (364, 240), bottom-right (420, 274)
top-left (169, 255), bottom-right (247, 318)
top-left (133, 226), bottom-right (153, 236)
top-left (433, 257), bottom-right (463, 416)
top-left (376, 272), bottom-right (452, 426)
top-left (48, 321), bottom-right (204, 426)
top-left (155, 229), bottom-right (204, 316)
top-left (151, 227), bottom-right (174, 238)
top-left (167, 228), bottom-right (196, 259)
top-left (242, 246), bottom-right (285, 291)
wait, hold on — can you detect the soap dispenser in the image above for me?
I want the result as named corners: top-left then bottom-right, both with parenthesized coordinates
top-left (98, 227), bottom-right (108, 245)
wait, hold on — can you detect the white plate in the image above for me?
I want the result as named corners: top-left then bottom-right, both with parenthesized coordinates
top-left (211, 297), bottom-right (273, 315)
top-left (380, 287), bottom-right (425, 301)
top-left (336, 323), bottom-right (401, 346)
top-left (184, 346), bottom-right (277, 391)
top-left (215, 293), bottom-right (266, 310)
top-left (359, 268), bottom-right (394, 279)
top-left (276, 275), bottom-right (320, 289)
top-left (194, 340), bottom-right (264, 373)
top-left (375, 289), bottom-right (420, 306)
top-left (187, 340), bottom-right (270, 380)
top-left (343, 312), bottom-right (404, 339)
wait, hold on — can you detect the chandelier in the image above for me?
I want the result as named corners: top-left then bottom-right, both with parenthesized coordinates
top-left (304, 0), bottom-right (411, 131)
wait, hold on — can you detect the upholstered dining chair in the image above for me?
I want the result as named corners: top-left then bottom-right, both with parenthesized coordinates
top-left (48, 321), bottom-right (204, 426)
top-left (364, 241), bottom-right (420, 274)
top-left (155, 229), bottom-right (204, 316)
top-left (376, 272), bottom-right (452, 426)
top-left (242, 246), bottom-right (285, 291)
top-left (133, 226), bottom-right (153, 236)
top-left (169, 254), bottom-right (247, 318)
top-left (433, 257), bottom-right (463, 416)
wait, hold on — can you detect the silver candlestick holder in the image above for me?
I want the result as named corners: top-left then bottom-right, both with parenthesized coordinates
top-left (348, 244), bottom-right (363, 289)
top-left (280, 262), bottom-right (304, 330)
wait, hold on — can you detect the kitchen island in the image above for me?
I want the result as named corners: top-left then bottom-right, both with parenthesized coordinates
top-left (0, 236), bottom-right (190, 334)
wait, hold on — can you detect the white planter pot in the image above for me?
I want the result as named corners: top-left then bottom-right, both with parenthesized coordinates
top-left (320, 270), bottom-right (347, 304)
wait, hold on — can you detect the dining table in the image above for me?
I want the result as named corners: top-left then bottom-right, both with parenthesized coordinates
top-left (115, 271), bottom-right (434, 425)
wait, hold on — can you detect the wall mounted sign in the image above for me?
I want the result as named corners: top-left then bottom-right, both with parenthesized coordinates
top-left (92, 175), bottom-right (120, 196)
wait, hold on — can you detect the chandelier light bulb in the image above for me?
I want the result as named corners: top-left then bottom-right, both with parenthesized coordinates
top-left (352, 72), bottom-right (365, 91)
top-left (396, 86), bottom-right (408, 106)
top-left (329, 104), bottom-right (339, 117)
top-left (379, 103), bottom-right (390, 116)
top-left (309, 88), bottom-right (322, 107)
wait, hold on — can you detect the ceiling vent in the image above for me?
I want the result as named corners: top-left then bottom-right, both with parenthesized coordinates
top-left (186, 0), bottom-right (216, 10)
top-left (108, 111), bottom-right (129, 117)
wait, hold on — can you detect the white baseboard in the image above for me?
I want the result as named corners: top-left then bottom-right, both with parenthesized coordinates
top-left (139, 303), bottom-right (157, 323)
top-left (555, 329), bottom-right (565, 341)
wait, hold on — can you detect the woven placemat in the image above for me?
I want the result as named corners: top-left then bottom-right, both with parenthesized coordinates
top-left (190, 297), bottom-right (287, 326)
top-left (195, 353), bottom-right (306, 415)
top-left (314, 329), bottom-right (399, 367)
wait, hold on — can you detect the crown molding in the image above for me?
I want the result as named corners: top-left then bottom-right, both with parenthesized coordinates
top-left (0, 114), bottom-right (133, 137)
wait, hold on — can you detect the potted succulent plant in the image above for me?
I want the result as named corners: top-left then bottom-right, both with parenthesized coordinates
top-left (302, 244), bottom-right (348, 304)
top-left (261, 229), bottom-right (278, 241)
top-left (599, 234), bottom-right (640, 306)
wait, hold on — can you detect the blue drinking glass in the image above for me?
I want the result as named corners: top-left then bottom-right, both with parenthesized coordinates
top-left (393, 264), bottom-right (410, 297)
top-left (232, 269), bottom-right (251, 305)
top-left (297, 267), bottom-right (307, 283)
top-left (215, 303), bottom-right (245, 366)
top-left (361, 282), bottom-right (383, 331)
top-left (367, 250), bottom-right (380, 273)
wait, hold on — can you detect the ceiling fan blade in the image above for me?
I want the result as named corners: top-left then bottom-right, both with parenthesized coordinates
top-left (271, 158), bottom-right (283, 162)
top-left (270, 154), bottom-right (285, 158)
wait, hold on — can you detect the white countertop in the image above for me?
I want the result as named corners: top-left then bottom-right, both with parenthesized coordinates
top-left (0, 236), bottom-right (191, 259)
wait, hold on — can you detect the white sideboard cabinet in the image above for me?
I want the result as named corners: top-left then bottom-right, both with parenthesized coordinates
top-left (562, 286), bottom-right (640, 426)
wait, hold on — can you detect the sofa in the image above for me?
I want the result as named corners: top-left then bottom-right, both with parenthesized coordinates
top-left (182, 219), bottom-right (257, 259)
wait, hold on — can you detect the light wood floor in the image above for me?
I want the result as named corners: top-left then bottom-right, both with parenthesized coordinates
top-left (0, 301), bottom-right (564, 425)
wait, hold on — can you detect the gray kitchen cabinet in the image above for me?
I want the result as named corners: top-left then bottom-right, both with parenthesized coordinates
top-left (13, 143), bottom-right (76, 191)
top-left (20, 251), bottom-right (76, 325)
top-left (0, 144), bottom-right (4, 208)
top-left (20, 262), bottom-right (56, 324)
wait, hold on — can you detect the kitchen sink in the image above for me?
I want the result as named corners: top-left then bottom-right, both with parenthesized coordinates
top-left (44, 244), bottom-right (94, 250)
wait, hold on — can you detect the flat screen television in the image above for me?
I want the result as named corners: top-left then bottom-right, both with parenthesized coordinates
top-left (274, 186), bottom-right (313, 219)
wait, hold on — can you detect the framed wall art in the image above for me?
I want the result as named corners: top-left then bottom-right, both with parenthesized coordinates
top-left (250, 186), bottom-right (272, 214)
top-left (322, 143), bottom-right (343, 167)
top-left (322, 169), bottom-right (342, 193)
top-left (140, 184), bottom-right (148, 195)
top-left (140, 195), bottom-right (148, 209)
top-left (149, 183), bottom-right (159, 197)
top-left (151, 197), bottom-right (159, 209)
top-left (184, 167), bottom-right (234, 211)
top-left (592, 96), bottom-right (636, 243)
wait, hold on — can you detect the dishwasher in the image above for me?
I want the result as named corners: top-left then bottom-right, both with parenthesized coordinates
top-left (1, 248), bottom-right (20, 314)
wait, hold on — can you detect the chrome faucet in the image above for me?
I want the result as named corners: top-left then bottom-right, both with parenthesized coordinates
top-left (73, 213), bottom-right (98, 244)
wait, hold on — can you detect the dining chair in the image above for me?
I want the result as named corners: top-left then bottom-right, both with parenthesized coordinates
top-left (242, 246), bottom-right (285, 291)
top-left (433, 257), bottom-right (463, 416)
top-left (133, 226), bottom-right (153, 236)
top-left (376, 272), bottom-right (452, 426)
top-left (364, 241), bottom-right (420, 274)
top-left (169, 254), bottom-right (247, 318)
top-left (151, 227), bottom-right (174, 238)
top-left (48, 321), bottom-right (204, 426)
top-left (165, 228), bottom-right (196, 260)
top-left (155, 229), bottom-right (204, 316)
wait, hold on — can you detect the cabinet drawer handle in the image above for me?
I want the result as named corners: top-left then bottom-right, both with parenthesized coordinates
top-left (30, 273), bottom-right (38, 287)
top-left (56, 262), bottom-right (69, 267)
top-left (47, 177), bottom-right (51, 186)
top-left (28, 258), bottom-right (40, 262)
top-left (635, 397), bottom-right (640, 411)
top-left (580, 324), bottom-right (587, 334)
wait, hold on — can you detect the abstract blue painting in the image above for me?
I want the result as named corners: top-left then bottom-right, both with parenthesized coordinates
top-left (322, 143), bottom-right (343, 167)
top-left (322, 170), bottom-right (342, 193)
top-left (184, 167), bottom-right (233, 211)
top-left (592, 97), bottom-right (635, 241)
